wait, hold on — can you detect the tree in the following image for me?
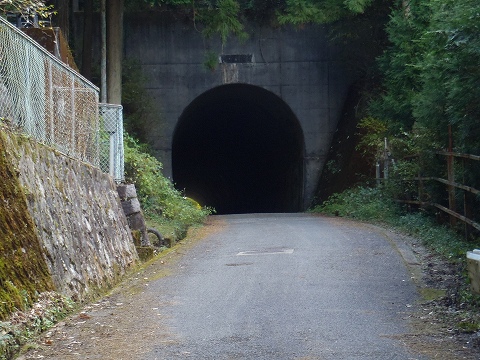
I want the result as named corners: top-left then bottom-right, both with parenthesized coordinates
top-left (369, 0), bottom-right (431, 135)
top-left (106, 0), bottom-right (123, 105)
top-left (370, 0), bottom-right (480, 153)
top-left (52, 0), bottom-right (69, 40)
top-left (413, 0), bottom-right (480, 153)
top-left (135, 0), bottom-right (380, 43)
top-left (81, 0), bottom-right (94, 79)
top-left (276, 0), bottom-right (375, 25)
top-left (0, 0), bottom-right (54, 22)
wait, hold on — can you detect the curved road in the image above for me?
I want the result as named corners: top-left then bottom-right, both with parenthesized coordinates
top-left (21, 214), bottom-right (429, 360)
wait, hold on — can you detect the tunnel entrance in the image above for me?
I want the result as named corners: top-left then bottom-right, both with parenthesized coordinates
top-left (172, 84), bottom-right (304, 214)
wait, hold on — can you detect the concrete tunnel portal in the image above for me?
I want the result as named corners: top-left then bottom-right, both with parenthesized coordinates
top-left (172, 84), bottom-right (305, 214)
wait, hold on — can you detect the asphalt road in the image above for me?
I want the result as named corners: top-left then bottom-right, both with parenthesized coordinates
top-left (19, 213), bottom-right (431, 360)
top-left (144, 214), bottom-right (424, 360)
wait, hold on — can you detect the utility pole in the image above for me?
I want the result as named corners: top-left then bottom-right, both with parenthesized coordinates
top-left (101, 0), bottom-right (107, 103)
top-left (106, 0), bottom-right (124, 105)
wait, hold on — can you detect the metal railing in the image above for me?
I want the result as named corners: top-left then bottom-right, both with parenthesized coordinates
top-left (0, 16), bottom-right (100, 166)
top-left (99, 103), bottom-right (124, 183)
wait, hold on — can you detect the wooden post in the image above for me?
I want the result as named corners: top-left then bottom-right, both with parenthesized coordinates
top-left (418, 158), bottom-right (424, 205)
top-left (447, 125), bottom-right (456, 226)
top-left (463, 158), bottom-right (471, 239)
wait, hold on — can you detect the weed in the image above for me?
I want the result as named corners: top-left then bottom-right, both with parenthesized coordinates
top-left (456, 320), bottom-right (480, 333)
top-left (311, 185), bottom-right (399, 223)
top-left (0, 292), bottom-right (74, 360)
top-left (124, 134), bottom-right (213, 242)
top-left (203, 50), bottom-right (219, 71)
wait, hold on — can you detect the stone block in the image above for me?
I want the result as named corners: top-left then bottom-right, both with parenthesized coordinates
top-left (121, 198), bottom-right (141, 216)
top-left (467, 250), bottom-right (480, 294)
top-left (117, 184), bottom-right (137, 200)
top-left (136, 246), bottom-right (155, 262)
top-left (128, 212), bottom-right (146, 231)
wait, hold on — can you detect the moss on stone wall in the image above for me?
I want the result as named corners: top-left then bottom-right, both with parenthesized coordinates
top-left (0, 130), bottom-right (54, 320)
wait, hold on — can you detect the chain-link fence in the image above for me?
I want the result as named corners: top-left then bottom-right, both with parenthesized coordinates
top-left (0, 16), bottom-right (100, 166)
top-left (99, 103), bottom-right (124, 183)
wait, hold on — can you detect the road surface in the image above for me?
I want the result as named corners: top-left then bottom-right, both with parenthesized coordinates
top-left (144, 214), bottom-right (422, 359)
top-left (21, 214), bottom-right (446, 359)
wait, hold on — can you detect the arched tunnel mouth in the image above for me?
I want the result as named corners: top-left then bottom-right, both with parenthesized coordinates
top-left (172, 84), bottom-right (304, 214)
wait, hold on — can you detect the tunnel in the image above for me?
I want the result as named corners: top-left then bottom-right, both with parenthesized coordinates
top-left (172, 84), bottom-right (305, 214)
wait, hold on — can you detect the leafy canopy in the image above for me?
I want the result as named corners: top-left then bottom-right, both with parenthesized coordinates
top-left (131, 0), bottom-right (378, 43)
top-left (370, 0), bottom-right (480, 154)
top-left (0, 0), bottom-right (54, 19)
top-left (277, 0), bottom-right (374, 25)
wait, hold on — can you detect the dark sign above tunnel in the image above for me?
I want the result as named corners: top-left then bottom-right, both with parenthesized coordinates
top-left (220, 54), bottom-right (254, 64)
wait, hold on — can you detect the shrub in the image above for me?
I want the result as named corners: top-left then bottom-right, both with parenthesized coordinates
top-left (123, 134), bottom-right (212, 240)
top-left (311, 185), bottom-right (399, 222)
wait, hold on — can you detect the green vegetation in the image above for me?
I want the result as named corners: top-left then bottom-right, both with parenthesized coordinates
top-left (203, 50), bottom-right (219, 72)
top-left (129, 0), bottom-right (379, 45)
top-left (124, 134), bottom-right (212, 242)
top-left (0, 292), bottom-right (74, 360)
top-left (313, 186), bottom-right (398, 223)
top-left (0, 132), bottom-right (54, 322)
top-left (371, 0), bottom-right (480, 153)
top-left (315, 0), bottom-right (480, 247)
top-left (121, 58), bottom-right (212, 241)
top-left (365, 0), bottom-right (480, 195)
top-left (0, 1), bottom-right (54, 19)
top-left (196, 0), bottom-right (248, 45)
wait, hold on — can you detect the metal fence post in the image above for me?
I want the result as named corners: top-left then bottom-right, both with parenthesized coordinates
top-left (47, 61), bottom-right (54, 145)
top-left (99, 103), bottom-right (124, 183)
top-left (70, 73), bottom-right (76, 157)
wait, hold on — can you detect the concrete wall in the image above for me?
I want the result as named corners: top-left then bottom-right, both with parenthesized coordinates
top-left (124, 12), bottom-right (354, 208)
top-left (1, 128), bottom-right (138, 301)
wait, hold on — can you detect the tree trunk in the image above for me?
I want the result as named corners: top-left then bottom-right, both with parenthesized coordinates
top-left (106, 0), bottom-right (124, 105)
top-left (55, 0), bottom-right (70, 42)
top-left (81, 0), bottom-right (93, 80)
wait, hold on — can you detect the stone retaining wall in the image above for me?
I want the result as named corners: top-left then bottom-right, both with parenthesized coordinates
top-left (1, 128), bottom-right (138, 301)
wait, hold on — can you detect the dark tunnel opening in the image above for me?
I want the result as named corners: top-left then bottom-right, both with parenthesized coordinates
top-left (172, 84), bottom-right (305, 214)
